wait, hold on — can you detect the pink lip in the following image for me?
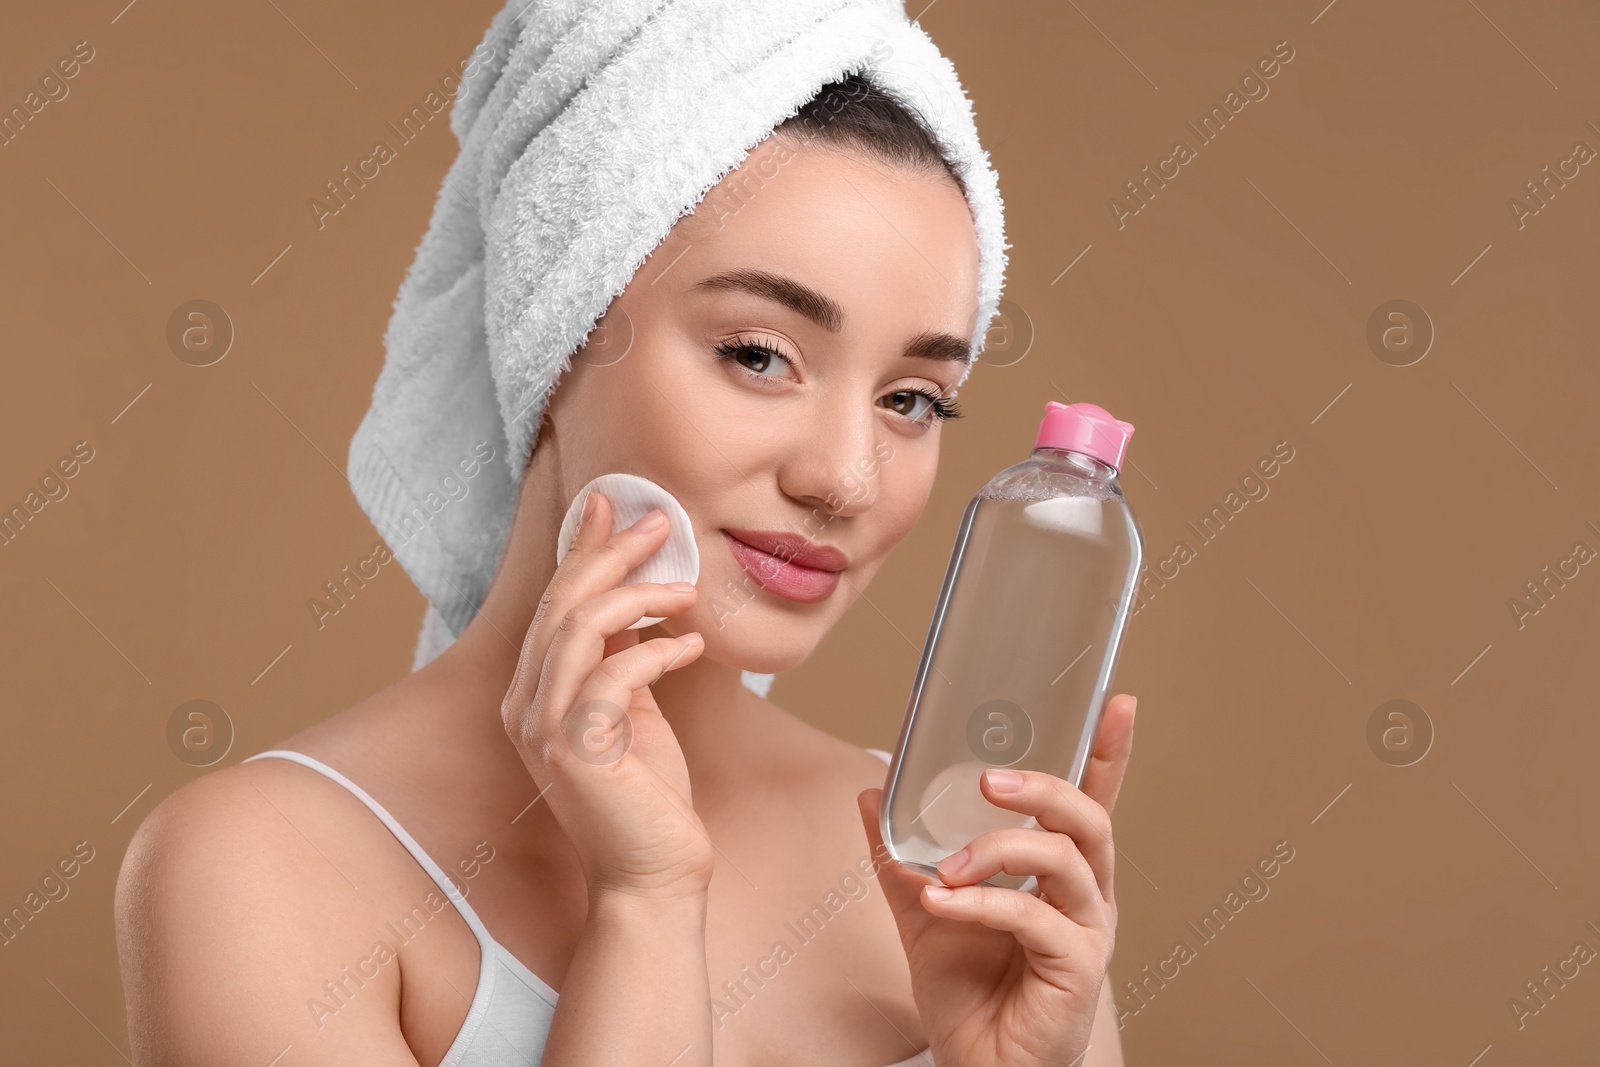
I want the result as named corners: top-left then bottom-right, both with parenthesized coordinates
top-left (721, 530), bottom-right (844, 604)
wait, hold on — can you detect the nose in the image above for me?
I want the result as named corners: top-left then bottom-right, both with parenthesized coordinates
top-left (776, 395), bottom-right (881, 520)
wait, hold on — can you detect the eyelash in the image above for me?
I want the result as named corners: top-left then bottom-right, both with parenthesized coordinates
top-left (712, 339), bottom-right (964, 424)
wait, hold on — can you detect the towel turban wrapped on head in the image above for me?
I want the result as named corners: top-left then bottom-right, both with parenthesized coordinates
top-left (347, 0), bottom-right (1011, 696)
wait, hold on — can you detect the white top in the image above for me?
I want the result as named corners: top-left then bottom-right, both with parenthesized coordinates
top-left (241, 747), bottom-right (932, 1066)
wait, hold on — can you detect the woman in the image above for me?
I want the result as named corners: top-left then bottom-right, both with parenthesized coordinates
top-left (115, 5), bottom-right (1137, 1065)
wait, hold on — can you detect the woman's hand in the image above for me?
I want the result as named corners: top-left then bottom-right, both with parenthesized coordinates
top-left (857, 693), bottom-right (1138, 1067)
top-left (502, 490), bottom-right (712, 900)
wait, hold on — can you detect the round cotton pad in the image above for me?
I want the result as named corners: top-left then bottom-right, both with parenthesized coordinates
top-left (556, 473), bottom-right (701, 629)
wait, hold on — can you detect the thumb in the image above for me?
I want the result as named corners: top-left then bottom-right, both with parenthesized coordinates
top-left (858, 788), bottom-right (940, 946)
top-left (1078, 693), bottom-right (1137, 817)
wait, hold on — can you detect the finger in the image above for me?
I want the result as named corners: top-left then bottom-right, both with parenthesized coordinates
top-left (1079, 693), bottom-right (1137, 817)
top-left (918, 881), bottom-right (1106, 964)
top-left (975, 769), bottom-right (1115, 903)
top-left (507, 487), bottom-right (622, 714)
top-left (543, 494), bottom-right (674, 625)
top-left (571, 488), bottom-right (604, 553)
top-left (528, 583), bottom-right (699, 733)
top-left (934, 824), bottom-right (1104, 925)
top-left (522, 632), bottom-right (703, 759)
top-left (584, 632), bottom-right (704, 708)
top-left (504, 494), bottom-right (676, 712)
top-left (855, 788), bottom-right (941, 944)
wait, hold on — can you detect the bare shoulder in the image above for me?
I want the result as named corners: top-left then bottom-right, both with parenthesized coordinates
top-left (115, 758), bottom-right (424, 1065)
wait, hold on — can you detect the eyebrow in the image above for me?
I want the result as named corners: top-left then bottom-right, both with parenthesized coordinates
top-left (691, 268), bottom-right (972, 364)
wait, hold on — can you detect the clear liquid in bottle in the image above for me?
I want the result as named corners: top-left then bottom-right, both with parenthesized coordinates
top-left (879, 402), bottom-right (1144, 892)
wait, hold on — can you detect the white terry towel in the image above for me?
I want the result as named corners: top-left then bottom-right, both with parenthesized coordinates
top-left (347, 0), bottom-right (1011, 695)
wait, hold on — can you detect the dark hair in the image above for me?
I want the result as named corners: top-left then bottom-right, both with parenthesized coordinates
top-left (775, 72), bottom-right (967, 195)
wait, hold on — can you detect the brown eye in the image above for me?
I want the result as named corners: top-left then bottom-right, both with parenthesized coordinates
top-left (713, 339), bottom-right (794, 380)
top-left (882, 388), bottom-right (963, 425)
top-left (885, 390), bottom-right (925, 418)
top-left (738, 347), bottom-right (774, 373)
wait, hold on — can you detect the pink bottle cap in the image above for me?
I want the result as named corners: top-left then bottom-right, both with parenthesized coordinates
top-left (1034, 401), bottom-right (1135, 472)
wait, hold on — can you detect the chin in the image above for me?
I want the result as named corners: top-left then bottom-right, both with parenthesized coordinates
top-left (693, 597), bottom-right (830, 675)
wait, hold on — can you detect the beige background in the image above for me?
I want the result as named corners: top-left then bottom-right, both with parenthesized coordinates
top-left (3, 0), bottom-right (1598, 1062)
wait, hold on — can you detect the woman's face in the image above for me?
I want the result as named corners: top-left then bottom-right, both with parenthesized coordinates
top-left (542, 134), bottom-right (981, 675)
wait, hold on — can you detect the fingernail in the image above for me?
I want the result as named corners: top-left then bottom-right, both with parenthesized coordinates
top-left (581, 492), bottom-right (597, 523)
top-left (632, 509), bottom-right (666, 533)
top-left (984, 768), bottom-right (1023, 793)
top-left (936, 848), bottom-right (968, 878)
top-left (924, 885), bottom-right (954, 901)
top-left (667, 581), bottom-right (696, 592)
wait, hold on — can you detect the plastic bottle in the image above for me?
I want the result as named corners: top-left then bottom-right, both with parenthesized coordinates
top-left (878, 401), bottom-right (1144, 892)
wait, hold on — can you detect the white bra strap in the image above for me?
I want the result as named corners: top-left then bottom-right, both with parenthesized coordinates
top-left (241, 749), bottom-right (494, 943)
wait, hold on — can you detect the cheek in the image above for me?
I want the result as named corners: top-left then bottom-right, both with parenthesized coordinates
top-left (559, 345), bottom-right (691, 468)
top-left (873, 445), bottom-right (939, 542)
